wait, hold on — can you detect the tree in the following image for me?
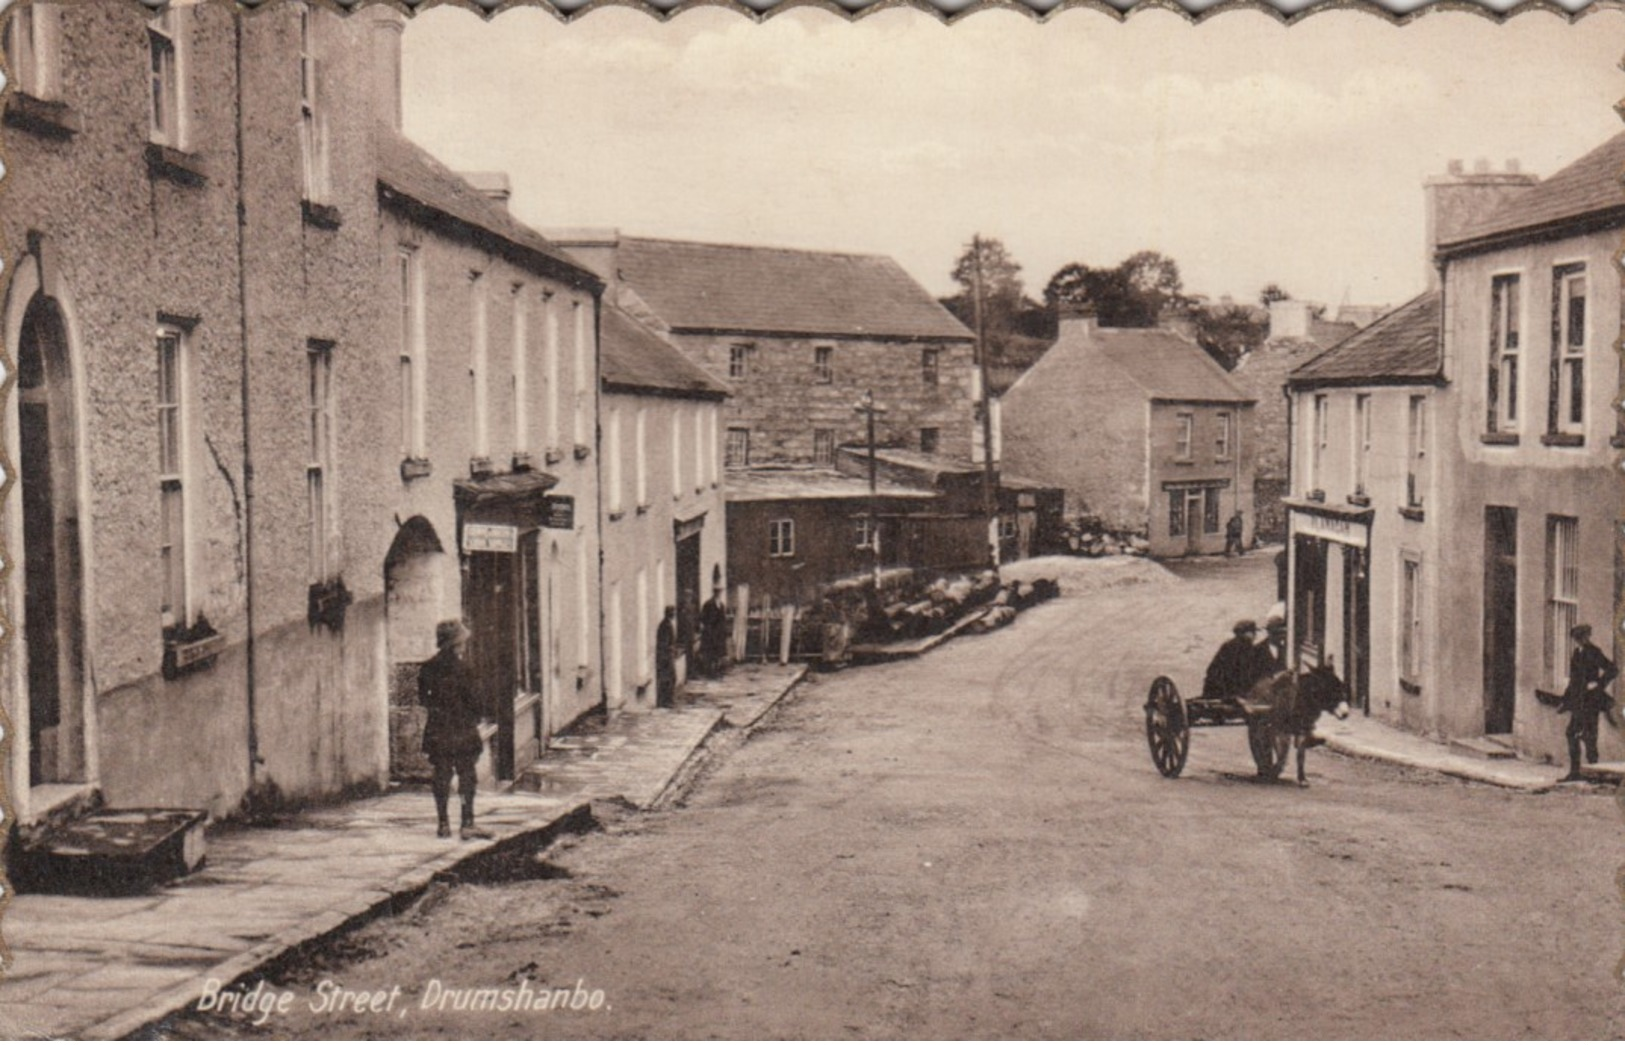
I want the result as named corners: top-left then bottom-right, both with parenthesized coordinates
top-left (1259, 283), bottom-right (1292, 308)
top-left (942, 237), bottom-right (1050, 359)
top-left (1118, 251), bottom-right (1189, 323)
top-left (1193, 304), bottom-right (1269, 370)
top-left (1042, 251), bottom-right (1187, 328)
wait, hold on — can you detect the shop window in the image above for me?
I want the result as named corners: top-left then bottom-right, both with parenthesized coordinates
top-left (769, 518), bottom-right (795, 558)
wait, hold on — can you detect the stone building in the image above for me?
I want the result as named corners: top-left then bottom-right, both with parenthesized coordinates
top-left (597, 304), bottom-right (729, 711)
top-left (1000, 310), bottom-right (1256, 558)
top-left (1284, 137), bottom-right (1622, 765)
top-left (548, 232), bottom-right (979, 466)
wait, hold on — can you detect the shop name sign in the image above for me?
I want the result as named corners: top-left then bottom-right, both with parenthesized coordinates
top-left (1292, 510), bottom-right (1367, 548)
top-left (543, 496), bottom-right (574, 530)
top-left (463, 523), bottom-right (518, 554)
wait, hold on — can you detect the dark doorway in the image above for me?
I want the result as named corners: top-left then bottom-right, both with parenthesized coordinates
top-left (1484, 507), bottom-right (1518, 735)
top-left (1342, 547), bottom-right (1370, 714)
top-left (18, 293), bottom-right (84, 786)
top-left (465, 551), bottom-right (518, 782)
top-left (675, 528), bottom-right (702, 666)
top-left (1293, 536), bottom-right (1327, 666)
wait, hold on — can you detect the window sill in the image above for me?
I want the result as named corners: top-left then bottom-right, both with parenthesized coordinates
top-left (1346, 493), bottom-right (1371, 508)
top-left (695, 486), bottom-right (705, 495)
top-left (469, 456), bottom-right (494, 479)
top-left (1398, 506), bottom-right (1425, 523)
top-left (608, 511), bottom-right (625, 522)
top-left (145, 142), bottom-right (209, 187)
top-left (1479, 432), bottom-right (1520, 447)
top-left (1399, 679), bottom-right (1421, 696)
top-left (1305, 489), bottom-right (1326, 503)
top-left (1172, 458), bottom-right (1195, 466)
top-left (545, 448), bottom-right (564, 465)
top-left (163, 621), bottom-right (224, 681)
top-left (400, 456), bottom-right (432, 482)
top-left (301, 199), bottom-right (343, 230)
top-left (307, 576), bottom-right (352, 631)
top-left (3, 92), bottom-right (80, 139)
top-left (1540, 432), bottom-right (1584, 448)
top-left (512, 451), bottom-right (535, 473)
top-left (636, 504), bottom-right (649, 516)
top-left (573, 444), bottom-right (591, 461)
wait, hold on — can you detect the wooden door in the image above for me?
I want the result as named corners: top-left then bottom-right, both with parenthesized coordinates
top-left (1483, 507), bottom-right (1518, 735)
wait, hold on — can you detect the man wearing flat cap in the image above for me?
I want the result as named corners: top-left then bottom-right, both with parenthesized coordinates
top-left (1204, 618), bottom-right (1275, 703)
top-left (1558, 623), bottom-right (1617, 782)
top-left (419, 619), bottom-right (492, 840)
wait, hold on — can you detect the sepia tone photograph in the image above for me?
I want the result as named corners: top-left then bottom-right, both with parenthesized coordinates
top-left (0, 0), bottom-right (1621, 1037)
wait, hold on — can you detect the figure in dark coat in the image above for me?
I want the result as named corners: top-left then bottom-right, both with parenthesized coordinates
top-left (698, 586), bottom-right (730, 679)
top-left (1204, 619), bottom-right (1273, 701)
top-left (420, 619), bottom-right (490, 840)
top-left (1224, 511), bottom-right (1246, 557)
top-left (1560, 624), bottom-right (1617, 781)
top-left (655, 607), bottom-right (678, 708)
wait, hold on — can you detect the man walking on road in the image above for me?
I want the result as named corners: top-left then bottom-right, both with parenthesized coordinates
top-left (419, 619), bottom-right (492, 840)
top-left (1559, 623), bottom-right (1617, 781)
top-left (1224, 510), bottom-right (1246, 557)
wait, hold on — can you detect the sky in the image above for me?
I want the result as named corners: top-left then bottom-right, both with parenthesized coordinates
top-left (403, 7), bottom-right (1624, 311)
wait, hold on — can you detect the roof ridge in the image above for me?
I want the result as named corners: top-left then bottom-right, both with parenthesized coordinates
top-left (621, 234), bottom-right (898, 264)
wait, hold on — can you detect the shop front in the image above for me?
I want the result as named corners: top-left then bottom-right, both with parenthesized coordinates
top-left (1285, 500), bottom-right (1373, 714)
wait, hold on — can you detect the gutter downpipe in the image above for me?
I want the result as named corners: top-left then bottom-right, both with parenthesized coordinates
top-left (234, 16), bottom-right (261, 790)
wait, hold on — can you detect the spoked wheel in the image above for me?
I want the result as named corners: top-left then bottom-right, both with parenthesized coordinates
top-left (1145, 676), bottom-right (1190, 779)
top-left (1247, 714), bottom-right (1292, 780)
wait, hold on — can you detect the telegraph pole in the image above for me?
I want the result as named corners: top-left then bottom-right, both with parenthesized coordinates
top-left (971, 235), bottom-right (999, 567)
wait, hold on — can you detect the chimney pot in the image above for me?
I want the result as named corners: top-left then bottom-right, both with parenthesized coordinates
top-left (1057, 302), bottom-right (1098, 336)
top-left (1473, 158), bottom-right (1490, 174)
top-left (1447, 159), bottom-right (1464, 175)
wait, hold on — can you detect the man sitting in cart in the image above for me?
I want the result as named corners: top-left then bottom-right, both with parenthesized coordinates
top-left (1203, 619), bottom-right (1279, 703)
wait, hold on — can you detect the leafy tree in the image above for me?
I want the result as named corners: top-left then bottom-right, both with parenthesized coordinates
top-left (942, 237), bottom-right (1051, 359)
top-left (1193, 304), bottom-right (1269, 370)
top-left (1259, 283), bottom-right (1292, 307)
top-left (1043, 251), bottom-right (1187, 328)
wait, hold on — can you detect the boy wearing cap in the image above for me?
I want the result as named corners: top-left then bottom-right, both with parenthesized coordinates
top-left (420, 619), bottom-right (491, 840)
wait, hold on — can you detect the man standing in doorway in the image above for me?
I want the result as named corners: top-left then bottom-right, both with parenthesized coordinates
top-left (1560, 624), bottom-right (1617, 782)
top-left (655, 606), bottom-right (678, 708)
top-left (419, 620), bottom-right (492, 840)
top-left (699, 580), bottom-right (730, 679)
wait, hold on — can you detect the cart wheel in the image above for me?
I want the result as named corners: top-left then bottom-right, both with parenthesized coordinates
top-left (1248, 715), bottom-right (1291, 780)
top-left (1145, 676), bottom-right (1190, 779)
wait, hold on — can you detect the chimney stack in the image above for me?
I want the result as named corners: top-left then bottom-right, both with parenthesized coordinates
top-left (1422, 157), bottom-right (1538, 289)
top-left (1056, 302), bottom-right (1098, 338)
top-left (458, 172), bottom-right (512, 210)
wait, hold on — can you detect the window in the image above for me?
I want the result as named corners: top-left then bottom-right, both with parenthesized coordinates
top-left (922, 347), bottom-right (940, 385)
top-left (1488, 274), bottom-right (1521, 432)
top-left (1174, 412), bottom-right (1194, 461)
top-left (636, 568), bottom-right (650, 684)
top-left (606, 407), bottom-right (623, 515)
top-left (706, 408), bottom-right (719, 485)
top-left (769, 518), bottom-right (795, 558)
top-left (576, 537), bottom-right (590, 671)
top-left (670, 411), bottom-right (683, 497)
top-left (729, 343), bottom-right (752, 380)
top-left (470, 273), bottom-right (488, 461)
top-left (854, 516), bottom-right (875, 551)
top-left (1551, 264), bottom-right (1586, 437)
top-left (1353, 394), bottom-right (1371, 497)
top-left (307, 341), bottom-right (334, 582)
top-left (544, 293), bottom-right (560, 453)
top-left (512, 287), bottom-right (529, 455)
top-left (1203, 487), bottom-right (1221, 535)
top-left (396, 247), bottom-right (424, 461)
top-left (814, 428), bottom-right (836, 465)
top-left (157, 325), bottom-right (189, 628)
top-left (814, 345), bottom-right (833, 384)
top-left (572, 302), bottom-right (588, 449)
top-left (297, 6), bottom-right (329, 203)
top-left (1215, 412), bottom-right (1232, 461)
top-left (1545, 517), bottom-right (1580, 690)
top-left (4, 3), bottom-right (61, 101)
top-left (1309, 394), bottom-right (1327, 493)
top-left (634, 407), bottom-right (648, 507)
top-left (1406, 395), bottom-right (1427, 509)
top-left (1400, 556), bottom-right (1423, 686)
top-left (693, 407), bottom-right (704, 491)
top-left (919, 427), bottom-right (940, 455)
top-left (1167, 490), bottom-right (1185, 538)
top-left (147, 8), bottom-right (185, 148)
top-left (726, 427), bottom-right (750, 469)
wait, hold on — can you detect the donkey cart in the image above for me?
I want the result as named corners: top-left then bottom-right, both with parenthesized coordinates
top-left (1143, 676), bottom-right (1292, 780)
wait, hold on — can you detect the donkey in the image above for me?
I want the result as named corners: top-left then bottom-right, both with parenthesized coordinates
top-left (1252, 662), bottom-right (1351, 786)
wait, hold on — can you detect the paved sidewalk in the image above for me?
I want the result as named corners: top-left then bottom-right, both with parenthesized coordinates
top-left (1323, 714), bottom-right (1568, 792)
top-left (0, 666), bottom-right (804, 1041)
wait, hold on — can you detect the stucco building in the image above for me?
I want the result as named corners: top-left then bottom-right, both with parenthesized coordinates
top-left (1000, 310), bottom-right (1256, 557)
top-left (1284, 139), bottom-right (1622, 764)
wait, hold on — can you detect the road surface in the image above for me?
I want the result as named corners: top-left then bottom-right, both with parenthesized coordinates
top-left (163, 553), bottom-right (1625, 1039)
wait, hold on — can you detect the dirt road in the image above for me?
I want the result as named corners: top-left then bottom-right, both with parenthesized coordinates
top-left (164, 554), bottom-right (1625, 1039)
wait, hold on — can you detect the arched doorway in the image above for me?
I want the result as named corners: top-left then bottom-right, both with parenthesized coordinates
top-left (16, 291), bottom-right (86, 787)
top-left (384, 516), bottom-right (445, 779)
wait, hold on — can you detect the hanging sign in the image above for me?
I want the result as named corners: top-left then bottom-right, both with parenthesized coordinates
top-left (463, 522), bottom-right (518, 553)
top-left (542, 495), bottom-right (575, 530)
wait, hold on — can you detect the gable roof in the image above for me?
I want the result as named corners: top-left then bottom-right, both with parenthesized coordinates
top-left (376, 135), bottom-right (600, 293)
top-left (602, 237), bottom-right (972, 342)
top-left (1288, 291), bottom-right (1442, 387)
top-left (600, 305), bottom-right (730, 400)
top-left (1024, 325), bottom-right (1251, 403)
top-left (1440, 132), bottom-right (1625, 254)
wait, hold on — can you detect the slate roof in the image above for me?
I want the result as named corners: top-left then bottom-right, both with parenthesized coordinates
top-left (1440, 132), bottom-right (1625, 252)
top-left (600, 306), bottom-right (730, 400)
top-left (376, 135), bottom-right (600, 291)
top-left (726, 467), bottom-right (938, 503)
top-left (1029, 326), bottom-right (1251, 403)
top-left (607, 237), bottom-right (973, 341)
top-left (1288, 291), bottom-right (1442, 387)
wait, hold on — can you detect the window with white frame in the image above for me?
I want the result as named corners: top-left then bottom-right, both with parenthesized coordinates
top-left (307, 341), bottom-right (335, 582)
top-left (729, 343), bottom-right (752, 380)
top-left (512, 286), bottom-right (529, 455)
top-left (814, 428), bottom-right (836, 465)
top-left (4, 2), bottom-right (61, 101)
top-left (1174, 412), bottom-right (1193, 461)
top-left (396, 247), bottom-right (424, 461)
top-left (670, 411), bottom-right (683, 497)
top-left (575, 536), bottom-right (590, 671)
top-left (634, 407), bottom-right (648, 507)
top-left (1406, 395), bottom-right (1427, 509)
top-left (544, 293), bottom-right (560, 453)
top-left (1488, 274), bottom-right (1521, 432)
top-left (470, 272), bottom-right (489, 461)
top-left (157, 324), bottom-right (190, 629)
top-left (769, 518), bottom-right (795, 558)
top-left (1400, 555), bottom-right (1423, 687)
top-left (1167, 490), bottom-right (1186, 538)
top-left (297, 5), bottom-right (329, 204)
top-left (706, 407), bottom-right (718, 485)
top-left (1552, 264), bottom-right (1586, 437)
top-left (606, 407), bottom-right (623, 515)
top-left (854, 515), bottom-right (875, 551)
top-left (147, 8), bottom-right (186, 148)
top-left (1310, 394), bottom-right (1327, 493)
top-left (1215, 411), bottom-right (1232, 461)
top-left (726, 427), bottom-right (750, 469)
top-left (814, 345), bottom-right (834, 384)
top-left (572, 301), bottom-right (587, 448)
top-left (1545, 516), bottom-right (1579, 690)
top-left (693, 407), bottom-right (704, 491)
top-left (636, 568), bottom-right (650, 684)
top-left (1353, 394), bottom-right (1371, 497)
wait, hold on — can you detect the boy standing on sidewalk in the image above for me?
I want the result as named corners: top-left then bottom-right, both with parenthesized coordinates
top-left (420, 620), bottom-right (493, 840)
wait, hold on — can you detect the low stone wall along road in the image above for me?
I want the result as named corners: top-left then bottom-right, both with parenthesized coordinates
top-left (161, 553), bottom-right (1625, 1039)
